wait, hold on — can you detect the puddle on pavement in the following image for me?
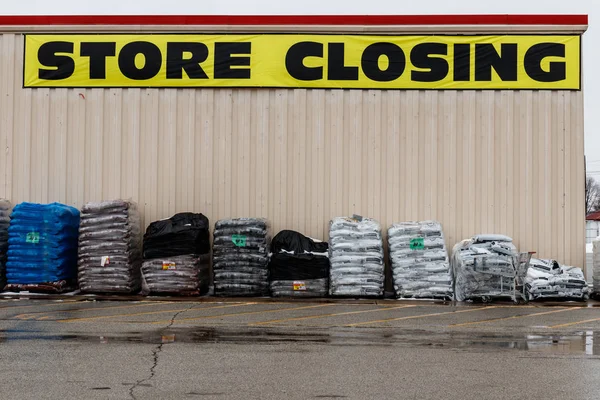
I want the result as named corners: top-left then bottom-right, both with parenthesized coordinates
top-left (1, 326), bottom-right (600, 355)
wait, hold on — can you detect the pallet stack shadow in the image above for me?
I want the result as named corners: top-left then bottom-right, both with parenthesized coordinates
top-left (525, 258), bottom-right (588, 301)
top-left (141, 212), bottom-right (211, 296)
top-left (0, 200), bottom-right (12, 289)
top-left (451, 235), bottom-right (519, 302)
top-left (6, 202), bottom-right (80, 293)
top-left (328, 217), bottom-right (385, 297)
top-left (268, 230), bottom-right (330, 297)
top-left (77, 200), bottom-right (142, 294)
top-left (388, 221), bottom-right (452, 300)
top-left (212, 218), bottom-right (270, 296)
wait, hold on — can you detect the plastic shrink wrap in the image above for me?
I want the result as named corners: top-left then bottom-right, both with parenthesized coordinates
top-left (141, 212), bottom-right (211, 295)
top-left (77, 200), bottom-right (142, 294)
top-left (6, 202), bottom-right (80, 292)
top-left (269, 230), bottom-right (330, 297)
top-left (142, 255), bottom-right (210, 295)
top-left (388, 220), bottom-right (452, 300)
top-left (213, 218), bottom-right (270, 296)
top-left (526, 258), bottom-right (588, 301)
top-left (328, 217), bottom-right (384, 297)
top-left (143, 212), bottom-right (210, 259)
top-left (593, 238), bottom-right (600, 296)
top-left (452, 235), bottom-right (519, 302)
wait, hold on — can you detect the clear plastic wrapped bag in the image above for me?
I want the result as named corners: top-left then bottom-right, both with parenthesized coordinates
top-left (452, 235), bottom-right (520, 302)
top-left (141, 254), bottom-right (210, 295)
top-left (526, 258), bottom-right (588, 301)
top-left (267, 230), bottom-right (330, 298)
top-left (388, 221), bottom-right (452, 300)
top-left (213, 236), bottom-right (268, 249)
top-left (270, 278), bottom-right (329, 297)
top-left (215, 218), bottom-right (269, 230)
top-left (328, 216), bottom-right (384, 297)
top-left (6, 202), bottom-right (80, 289)
top-left (213, 218), bottom-right (270, 296)
top-left (77, 200), bottom-right (142, 294)
top-left (593, 238), bottom-right (600, 296)
top-left (214, 283), bottom-right (270, 296)
top-left (214, 270), bottom-right (269, 281)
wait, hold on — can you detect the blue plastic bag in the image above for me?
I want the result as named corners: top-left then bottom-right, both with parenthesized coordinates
top-left (6, 202), bottom-right (80, 285)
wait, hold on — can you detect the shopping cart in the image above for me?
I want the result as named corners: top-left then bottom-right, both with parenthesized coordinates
top-left (513, 252), bottom-right (534, 304)
top-left (469, 251), bottom-right (533, 304)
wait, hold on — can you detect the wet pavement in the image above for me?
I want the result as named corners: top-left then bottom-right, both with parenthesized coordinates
top-left (1, 297), bottom-right (600, 399)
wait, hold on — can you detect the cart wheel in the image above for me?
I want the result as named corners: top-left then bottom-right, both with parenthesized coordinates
top-left (482, 296), bottom-right (491, 303)
top-left (513, 299), bottom-right (521, 305)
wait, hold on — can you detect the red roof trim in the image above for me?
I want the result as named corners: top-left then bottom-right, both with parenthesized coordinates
top-left (587, 212), bottom-right (600, 221)
top-left (0, 14), bottom-right (589, 26)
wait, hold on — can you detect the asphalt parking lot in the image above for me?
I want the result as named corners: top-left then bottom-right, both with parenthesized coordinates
top-left (2, 297), bottom-right (600, 399)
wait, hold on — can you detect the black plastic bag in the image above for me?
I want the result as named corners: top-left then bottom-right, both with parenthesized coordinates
top-left (269, 253), bottom-right (329, 281)
top-left (143, 213), bottom-right (210, 259)
top-left (271, 230), bottom-right (328, 255)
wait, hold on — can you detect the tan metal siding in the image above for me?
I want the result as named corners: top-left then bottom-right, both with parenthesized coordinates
top-left (0, 33), bottom-right (586, 269)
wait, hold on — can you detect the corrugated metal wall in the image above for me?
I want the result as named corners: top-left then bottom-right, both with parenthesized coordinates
top-left (0, 33), bottom-right (586, 268)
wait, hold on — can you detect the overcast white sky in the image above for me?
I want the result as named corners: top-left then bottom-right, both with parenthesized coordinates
top-left (3, 0), bottom-right (599, 175)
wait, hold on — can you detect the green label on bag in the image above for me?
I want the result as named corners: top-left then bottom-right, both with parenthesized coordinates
top-left (410, 237), bottom-right (424, 250)
top-left (232, 235), bottom-right (247, 247)
top-left (26, 232), bottom-right (40, 244)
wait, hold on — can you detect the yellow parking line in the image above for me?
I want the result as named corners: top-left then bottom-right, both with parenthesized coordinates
top-left (250, 305), bottom-right (417, 326)
top-left (346, 306), bottom-right (502, 327)
top-left (549, 316), bottom-right (600, 329)
top-left (449, 307), bottom-right (576, 328)
top-left (59, 302), bottom-right (255, 323)
top-left (13, 314), bottom-right (39, 320)
top-left (151, 303), bottom-right (336, 325)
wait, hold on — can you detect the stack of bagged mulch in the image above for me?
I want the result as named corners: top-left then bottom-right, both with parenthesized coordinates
top-left (269, 230), bottom-right (330, 297)
top-left (6, 202), bottom-right (80, 293)
top-left (212, 218), bottom-right (270, 296)
top-left (526, 258), bottom-right (588, 301)
top-left (77, 200), bottom-right (142, 294)
top-left (141, 212), bottom-right (211, 295)
top-left (388, 220), bottom-right (452, 300)
top-left (328, 216), bottom-right (385, 297)
top-left (452, 234), bottom-right (520, 302)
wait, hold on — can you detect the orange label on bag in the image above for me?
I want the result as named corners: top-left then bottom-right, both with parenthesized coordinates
top-left (293, 281), bottom-right (307, 291)
top-left (162, 261), bottom-right (176, 270)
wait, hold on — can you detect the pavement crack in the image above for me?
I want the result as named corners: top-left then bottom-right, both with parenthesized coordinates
top-left (128, 303), bottom-right (197, 399)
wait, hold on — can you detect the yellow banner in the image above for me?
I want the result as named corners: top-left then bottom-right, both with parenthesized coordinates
top-left (23, 34), bottom-right (581, 90)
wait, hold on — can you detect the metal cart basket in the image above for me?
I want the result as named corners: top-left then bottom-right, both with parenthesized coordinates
top-left (468, 251), bottom-right (533, 304)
